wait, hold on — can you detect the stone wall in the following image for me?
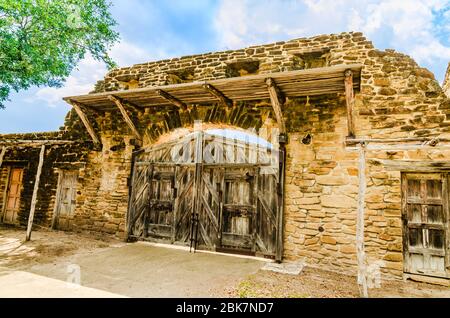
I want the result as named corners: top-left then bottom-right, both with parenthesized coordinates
top-left (0, 132), bottom-right (91, 228)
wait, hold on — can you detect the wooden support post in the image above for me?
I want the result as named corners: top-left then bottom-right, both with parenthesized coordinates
top-left (266, 78), bottom-right (286, 134)
top-left (69, 100), bottom-right (101, 144)
top-left (0, 146), bottom-right (7, 168)
top-left (26, 144), bottom-right (45, 241)
top-left (276, 133), bottom-right (287, 263)
top-left (357, 142), bottom-right (368, 297)
top-left (108, 95), bottom-right (142, 140)
top-left (344, 70), bottom-right (356, 138)
top-left (156, 89), bottom-right (187, 110)
top-left (203, 84), bottom-right (233, 107)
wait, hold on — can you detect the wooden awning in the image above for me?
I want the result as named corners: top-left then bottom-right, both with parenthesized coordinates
top-left (63, 64), bottom-right (362, 112)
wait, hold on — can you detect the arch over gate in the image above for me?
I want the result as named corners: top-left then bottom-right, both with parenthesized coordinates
top-left (127, 129), bottom-right (283, 259)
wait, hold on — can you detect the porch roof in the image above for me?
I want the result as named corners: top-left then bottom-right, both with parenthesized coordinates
top-left (63, 64), bottom-right (362, 112)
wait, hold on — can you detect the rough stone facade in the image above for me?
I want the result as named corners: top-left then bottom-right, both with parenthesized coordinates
top-left (1, 32), bottom-right (449, 280)
top-left (444, 62), bottom-right (450, 98)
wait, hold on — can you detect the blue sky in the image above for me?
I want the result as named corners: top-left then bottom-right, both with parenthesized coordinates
top-left (1, 0), bottom-right (449, 133)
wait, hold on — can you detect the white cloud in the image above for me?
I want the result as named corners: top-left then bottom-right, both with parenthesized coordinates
top-left (31, 39), bottom-right (157, 106)
top-left (214, 0), bottom-right (450, 81)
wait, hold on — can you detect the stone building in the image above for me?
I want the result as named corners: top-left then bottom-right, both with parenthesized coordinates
top-left (1, 32), bottom-right (449, 284)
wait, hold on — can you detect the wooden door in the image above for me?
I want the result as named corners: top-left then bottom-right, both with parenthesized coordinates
top-left (54, 171), bottom-right (78, 230)
top-left (220, 167), bottom-right (257, 252)
top-left (146, 165), bottom-right (176, 240)
top-left (174, 165), bottom-right (195, 244)
top-left (3, 168), bottom-right (24, 224)
top-left (402, 173), bottom-right (449, 278)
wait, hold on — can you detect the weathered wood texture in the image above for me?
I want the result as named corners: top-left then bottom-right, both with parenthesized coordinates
top-left (402, 173), bottom-right (449, 278)
top-left (357, 143), bottom-right (368, 297)
top-left (69, 101), bottom-right (101, 144)
top-left (127, 132), bottom-right (280, 257)
top-left (266, 78), bottom-right (286, 134)
top-left (109, 95), bottom-right (142, 140)
top-left (344, 69), bottom-right (355, 137)
top-left (63, 64), bottom-right (362, 111)
top-left (25, 144), bottom-right (45, 241)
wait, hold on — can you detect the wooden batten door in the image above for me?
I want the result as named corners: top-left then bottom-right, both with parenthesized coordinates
top-left (3, 168), bottom-right (24, 224)
top-left (54, 170), bottom-right (78, 231)
top-left (402, 173), bottom-right (449, 279)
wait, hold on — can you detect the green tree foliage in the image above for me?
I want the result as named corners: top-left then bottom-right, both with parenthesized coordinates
top-left (0, 0), bottom-right (119, 108)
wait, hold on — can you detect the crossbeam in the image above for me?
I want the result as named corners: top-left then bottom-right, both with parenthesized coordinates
top-left (108, 95), bottom-right (142, 140)
top-left (68, 100), bottom-right (101, 144)
top-left (203, 84), bottom-right (232, 107)
top-left (344, 70), bottom-right (356, 138)
top-left (156, 89), bottom-right (187, 110)
top-left (266, 78), bottom-right (286, 134)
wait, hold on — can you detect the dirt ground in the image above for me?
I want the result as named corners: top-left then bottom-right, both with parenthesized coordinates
top-left (0, 226), bottom-right (449, 298)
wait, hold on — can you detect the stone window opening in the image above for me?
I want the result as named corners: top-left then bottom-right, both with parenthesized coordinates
top-left (225, 60), bottom-right (260, 78)
top-left (115, 74), bottom-right (140, 90)
top-left (292, 50), bottom-right (330, 70)
top-left (165, 67), bottom-right (196, 84)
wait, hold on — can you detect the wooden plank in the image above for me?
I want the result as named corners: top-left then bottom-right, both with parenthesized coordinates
top-left (26, 145), bottom-right (45, 241)
top-left (344, 69), bottom-right (356, 138)
top-left (68, 100), bottom-right (101, 144)
top-left (371, 160), bottom-right (450, 172)
top-left (356, 143), bottom-right (368, 297)
top-left (64, 64), bottom-right (363, 109)
top-left (51, 170), bottom-right (63, 229)
top-left (108, 95), bottom-right (142, 140)
top-left (266, 78), bottom-right (286, 134)
top-left (0, 146), bottom-right (6, 168)
top-left (203, 84), bottom-right (232, 107)
top-left (156, 89), bottom-right (187, 110)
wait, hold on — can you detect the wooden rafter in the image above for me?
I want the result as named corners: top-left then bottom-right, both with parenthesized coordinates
top-left (156, 89), bottom-right (187, 110)
top-left (69, 100), bottom-right (101, 144)
top-left (203, 83), bottom-right (232, 107)
top-left (26, 144), bottom-right (45, 241)
top-left (344, 69), bottom-right (356, 138)
top-left (108, 95), bottom-right (142, 140)
top-left (266, 78), bottom-right (286, 134)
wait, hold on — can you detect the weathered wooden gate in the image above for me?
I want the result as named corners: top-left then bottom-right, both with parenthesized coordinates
top-left (402, 173), bottom-right (450, 279)
top-left (127, 131), bottom-right (282, 259)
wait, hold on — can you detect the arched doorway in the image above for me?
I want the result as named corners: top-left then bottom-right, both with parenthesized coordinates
top-left (127, 127), bottom-right (282, 259)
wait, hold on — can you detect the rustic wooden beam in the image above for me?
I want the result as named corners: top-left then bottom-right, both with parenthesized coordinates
top-left (69, 100), bottom-right (101, 144)
top-left (275, 136), bottom-right (287, 263)
top-left (203, 83), bottom-right (232, 107)
top-left (26, 144), bottom-right (45, 241)
top-left (0, 146), bottom-right (6, 168)
top-left (108, 95), bottom-right (142, 140)
top-left (156, 89), bottom-right (187, 110)
top-left (266, 78), bottom-right (286, 134)
top-left (344, 69), bottom-right (356, 138)
top-left (356, 142), bottom-right (368, 297)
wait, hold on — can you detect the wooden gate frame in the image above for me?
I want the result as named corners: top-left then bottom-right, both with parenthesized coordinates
top-left (126, 131), bottom-right (286, 260)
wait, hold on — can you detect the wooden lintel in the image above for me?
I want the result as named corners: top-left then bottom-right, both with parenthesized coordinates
top-left (266, 78), bottom-right (286, 134)
top-left (203, 83), bottom-right (232, 107)
top-left (108, 95), bottom-right (142, 140)
top-left (26, 144), bottom-right (45, 241)
top-left (156, 89), bottom-right (187, 110)
top-left (69, 100), bottom-right (101, 144)
top-left (344, 69), bottom-right (356, 138)
top-left (0, 146), bottom-right (7, 168)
